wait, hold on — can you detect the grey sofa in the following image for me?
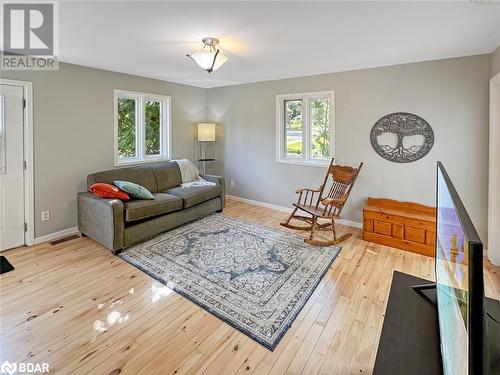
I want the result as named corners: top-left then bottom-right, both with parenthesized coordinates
top-left (77, 161), bottom-right (225, 254)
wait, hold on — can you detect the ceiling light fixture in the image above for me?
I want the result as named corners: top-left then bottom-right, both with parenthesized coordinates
top-left (187, 37), bottom-right (228, 73)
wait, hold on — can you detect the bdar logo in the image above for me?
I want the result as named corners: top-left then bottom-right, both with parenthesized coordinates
top-left (0, 361), bottom-right (17, 375)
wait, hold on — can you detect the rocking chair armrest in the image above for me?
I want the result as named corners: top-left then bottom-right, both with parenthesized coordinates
top-left (295, 187), bottom-right (322, 194)
top-left (321, 198), bottom-right (344, 207)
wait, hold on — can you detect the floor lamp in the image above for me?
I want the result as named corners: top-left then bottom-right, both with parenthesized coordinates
top-left (197, 123), bottom-right (216, 174)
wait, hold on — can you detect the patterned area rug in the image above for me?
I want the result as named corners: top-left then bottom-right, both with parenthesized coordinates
top-left (119, 214), bottom-right (341, 350)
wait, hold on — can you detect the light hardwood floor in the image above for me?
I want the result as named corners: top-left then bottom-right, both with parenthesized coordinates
top-left (1, 198), bottom-right (499, 374)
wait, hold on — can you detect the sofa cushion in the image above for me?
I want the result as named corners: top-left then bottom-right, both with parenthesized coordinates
top-left (152, 161), bottom-right (182, 191)
top-left (88, 166), bottom-right (157, 193)
top-left (163, 185), bottom-right (222, 208)
top-left (124, 193), bottom-right (182, 222)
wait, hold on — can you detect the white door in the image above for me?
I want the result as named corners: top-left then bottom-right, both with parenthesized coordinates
top-left (489, 74), bottom-right (500, 266)
top-left (0, 84), bottom-right (25, 251)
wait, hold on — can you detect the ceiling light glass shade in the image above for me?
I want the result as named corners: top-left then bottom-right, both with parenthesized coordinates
top-left (187, 38), bottom-right (227, 73)
top-left (210, 52), bottom-right (228, 71)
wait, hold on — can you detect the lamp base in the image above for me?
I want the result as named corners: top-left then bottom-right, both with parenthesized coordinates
top-left (197, 140), bottom-right (216, 175)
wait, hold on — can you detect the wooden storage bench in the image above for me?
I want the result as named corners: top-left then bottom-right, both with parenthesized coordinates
top-left (363, 198), bottom-right (436, 257)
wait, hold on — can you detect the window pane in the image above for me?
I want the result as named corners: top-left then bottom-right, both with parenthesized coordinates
top-left (145, 100), bottom-right (161, 156)
top-left (310, 98), bottom-right (330, 160)
top-left (117, 97), bottom-right (137, 158)
top-left (284, 99), bottom-right (303, 157)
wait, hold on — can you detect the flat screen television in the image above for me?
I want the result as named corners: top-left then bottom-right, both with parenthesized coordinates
top-left (435, 162), bottom-right (489, 375)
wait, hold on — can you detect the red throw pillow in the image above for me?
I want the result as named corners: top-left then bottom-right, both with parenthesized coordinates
top-left (89, 183), bottom-right (130, 201)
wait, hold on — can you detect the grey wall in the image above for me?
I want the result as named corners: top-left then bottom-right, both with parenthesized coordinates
top-left (1, 63), bottom-right (206, 238)
top-left (206, 55), bottom-right (491, 243)
top-left (492, 45), bottom-right (500, 78)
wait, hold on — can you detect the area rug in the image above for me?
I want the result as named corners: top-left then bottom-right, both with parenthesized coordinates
top-left (119, 214), bottom-right (341, 350)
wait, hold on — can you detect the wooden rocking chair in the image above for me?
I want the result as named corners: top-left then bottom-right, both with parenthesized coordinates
top-left (280, 159), bottom-right (363, 246)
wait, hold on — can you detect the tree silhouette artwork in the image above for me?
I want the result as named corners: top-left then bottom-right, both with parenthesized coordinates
top-left (370, 112), bottom-right (434, 163)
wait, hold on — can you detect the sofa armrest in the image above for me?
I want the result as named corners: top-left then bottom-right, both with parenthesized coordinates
top-left (77, 192), bottom-right (125, 253)
top-left (200, 174), bottom-right (225, 208)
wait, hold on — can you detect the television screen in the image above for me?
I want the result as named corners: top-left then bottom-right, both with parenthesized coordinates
top-left (435, 162), bottom-right (488, 375)
top-left (436, 167), bottom-right (469, 375)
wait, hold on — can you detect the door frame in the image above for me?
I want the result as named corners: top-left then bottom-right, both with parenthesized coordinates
top-left (488, 72), bottom-right (500, 266)
top-left (0, 78), bottom-right (34, 247)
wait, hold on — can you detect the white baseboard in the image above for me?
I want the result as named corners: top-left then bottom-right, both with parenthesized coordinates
top-left (226, 194), bottom-right (363, 229)
top-left (31, 196), bottom-right (363, 245)
top-left (34, 227), bottom-right (80, 245)
top-left (486, 250), bottom-right (499, 266)
top-left (227, 194), bottom-right (291, 213)
top-left (333, 218), bottom-right (363, 229)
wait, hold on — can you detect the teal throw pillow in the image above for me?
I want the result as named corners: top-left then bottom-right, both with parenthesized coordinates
top-left (114, 181), bottom-right (154, 200)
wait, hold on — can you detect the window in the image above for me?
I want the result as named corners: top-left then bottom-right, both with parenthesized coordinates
top-left (276, 91), bottom-right (334, 166)
top-left (114, 89), bottom-right (171, 165)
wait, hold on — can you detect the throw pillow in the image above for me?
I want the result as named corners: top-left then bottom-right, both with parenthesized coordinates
top-left (114, 180), bottom-right (155, 200)
top-left (89, 183), bottom-right (130, 201)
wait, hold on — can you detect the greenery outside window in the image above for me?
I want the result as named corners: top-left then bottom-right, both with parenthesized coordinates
top-left (114, 89), bottom-right (171, 165)
top-left (276, 91), bottom-right (334, 166)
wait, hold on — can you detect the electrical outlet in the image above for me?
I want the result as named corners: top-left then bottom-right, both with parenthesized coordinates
top-left (41, 210), bottom-right (50, 221)
top-left (230, 180), bottom-right (235, 188)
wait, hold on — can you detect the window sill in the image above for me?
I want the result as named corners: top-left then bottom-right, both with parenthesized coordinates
top-left (275, 158), bottom-right (330, 168)
top-left (114, 156), bottom-right (171, 167)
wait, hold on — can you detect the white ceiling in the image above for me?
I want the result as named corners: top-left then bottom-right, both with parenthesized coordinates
top-left (58, 1), bottom-right (500, 88)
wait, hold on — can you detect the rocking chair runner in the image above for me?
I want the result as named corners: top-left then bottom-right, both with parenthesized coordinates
top-left (280, 159), bottom-right (363, 246)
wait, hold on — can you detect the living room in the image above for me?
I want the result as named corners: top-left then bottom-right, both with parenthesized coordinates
top-left (1, 1), bottom-right (500, 374)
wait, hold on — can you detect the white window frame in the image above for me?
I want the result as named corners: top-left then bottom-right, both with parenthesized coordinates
top-left (276, 90), bottom-right (335, 167)
top-left (114, 89), bottom-right (171, 166)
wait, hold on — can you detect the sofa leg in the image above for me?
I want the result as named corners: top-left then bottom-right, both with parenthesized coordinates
top-left (113, 249), bottom-right (123, 255)
top-left (216, 209), bottom-right (223, 213)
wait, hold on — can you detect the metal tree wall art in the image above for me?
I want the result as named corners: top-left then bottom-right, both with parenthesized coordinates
top-left (370, 112), bottom-right (434, 163)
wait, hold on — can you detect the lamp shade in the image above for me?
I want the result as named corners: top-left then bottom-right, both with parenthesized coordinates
top-left (198, 123), bottom-right (216, 141)
top-left (187, 37), bottom-right (228, 73)
top-left (188, 50), bottom-right (228, 73)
